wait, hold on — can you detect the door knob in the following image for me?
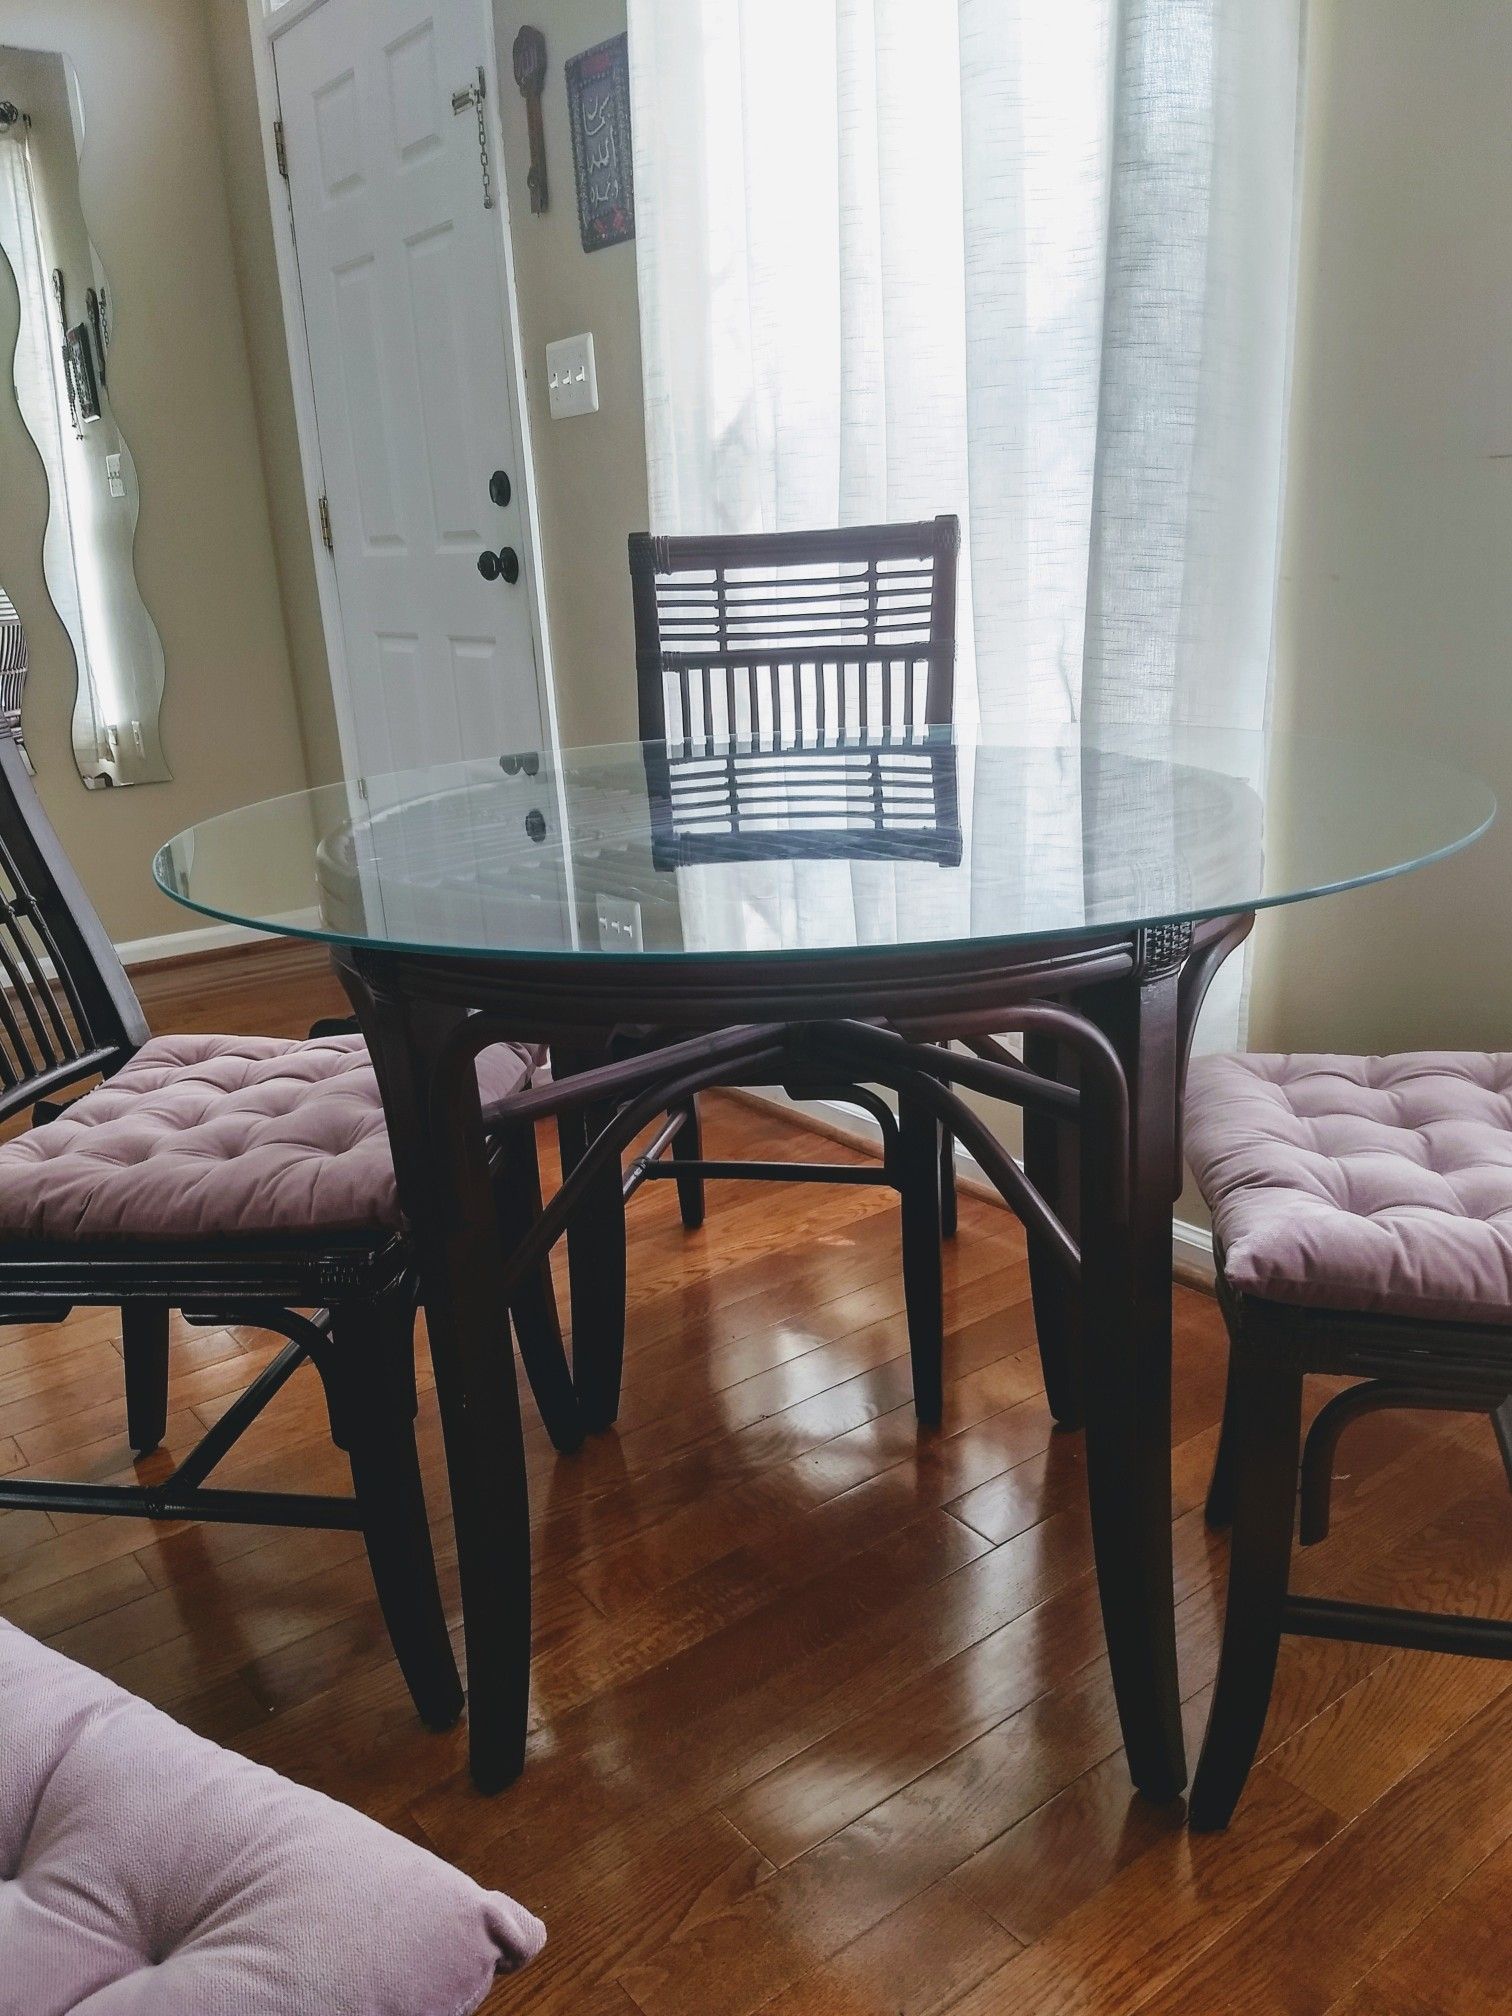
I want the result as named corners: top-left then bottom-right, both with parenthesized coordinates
top-left (489, 469), bottom-right (512, 507)
top-left (476, 546), bottom-right (520, 583)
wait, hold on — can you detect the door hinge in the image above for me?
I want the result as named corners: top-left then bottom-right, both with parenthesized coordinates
top-left (273, 118), bottom-right (288, 180)
top-left (317, 494), bottom-right (333, 551)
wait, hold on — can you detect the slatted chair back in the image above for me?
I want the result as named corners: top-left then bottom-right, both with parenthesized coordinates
top-left (630, 516), bottom-right (960, 748)
top-left (0, 587), bottom-right (26, 749)
top-left (0, 734), bottom-right (147, 1121)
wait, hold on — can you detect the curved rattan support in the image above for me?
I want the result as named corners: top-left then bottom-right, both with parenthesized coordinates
top-left (816, 1004), bottom-right (1130, 1209)
top-left (462, 1042), bottom-right (792, 1308)
top-left (1298, 1377), bottom-right (1512, 1544)
top-left (807, 1025), bottom-right (1080, 1279)
top-left (475, 1021), bottom-right (786, 1132)
top-left (962, 1034), bottom-right (1082, 1119)
top-left (784, 1079), bottom-right (902, 1156)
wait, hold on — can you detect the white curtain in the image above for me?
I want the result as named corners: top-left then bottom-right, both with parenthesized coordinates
top-left (628, 0), bottom-right (1304, 1043)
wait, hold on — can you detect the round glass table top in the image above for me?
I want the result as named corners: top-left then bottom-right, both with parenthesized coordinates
top-left (153, 728), bottom-right (1494, 967)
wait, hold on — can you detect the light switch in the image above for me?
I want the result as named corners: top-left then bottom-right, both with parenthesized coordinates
top-left (595, 891), bottom-right (642, 951)
top-left (105, 452), bottom-right (125, 498)
top-left (546, 332), bottom-right (598, 419)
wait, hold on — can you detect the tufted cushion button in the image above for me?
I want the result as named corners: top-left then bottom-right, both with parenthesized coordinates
top-left (1185, 1052), bottom-right (1512, 1324)
top-left (0, 1033), bottom-right (539, 1246)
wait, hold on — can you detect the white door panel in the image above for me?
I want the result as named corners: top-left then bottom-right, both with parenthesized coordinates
top-left (276, 0), bottom-right (543, 784)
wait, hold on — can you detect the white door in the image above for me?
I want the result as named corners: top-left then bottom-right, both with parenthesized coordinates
top-left (275, 0), bottom-right (544, 780)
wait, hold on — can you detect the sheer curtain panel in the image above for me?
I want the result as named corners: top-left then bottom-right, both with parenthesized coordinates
top-left (628, 0), bottom-right (1305, 1041)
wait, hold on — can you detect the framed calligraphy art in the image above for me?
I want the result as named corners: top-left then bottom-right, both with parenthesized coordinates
top-left (565, 33), bottom-right (634, 252)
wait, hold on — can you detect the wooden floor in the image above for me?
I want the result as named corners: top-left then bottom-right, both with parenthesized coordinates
top-left (4, 943), bottom-right (1511, 2013)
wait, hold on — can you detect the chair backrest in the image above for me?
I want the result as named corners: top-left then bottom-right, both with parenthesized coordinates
top-left (0, 589), bottom-right (27, 764)
top-left (0, 734), bottom-right (147, 1121)
top-left (629, 515), bottom-right (960, 747)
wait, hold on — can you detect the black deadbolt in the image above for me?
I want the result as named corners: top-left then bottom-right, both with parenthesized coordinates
top-left (477, 549), bottom-right (501, 581)
top-left (524, 808), bottom-right (546, 843)
top-left (489, 469), bottom-right (512, 507)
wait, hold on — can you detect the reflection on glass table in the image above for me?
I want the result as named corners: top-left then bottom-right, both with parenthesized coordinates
top-left (640, 730), bottom-right (963, 869)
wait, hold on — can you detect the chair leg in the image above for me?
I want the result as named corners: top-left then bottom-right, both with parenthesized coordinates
top-left (1492, 1394), bottom-right (1512, 1494)
top-left (1189, 1356), bottom-right (1304, 1831)
top-left (899, 1095), bottom-right (944, 1427)
top-left (495, 1126), bottom-right (584, 1455)
top-left (1205, 1347), bottom-right (1240, 1531)
top-left (558, 1097), bottom-right (628, 1433)
top-left (328, 1297), bottom-right (464, 1732)
top-left (122, 1302), bottom-right (170, 1455)
top-left (1022, 1033), bottom-right (1082, 1430)
top-left (939, 1126), bottom-right (958, 1239)
top-left (670, 1096), bottom-right (706, 1230)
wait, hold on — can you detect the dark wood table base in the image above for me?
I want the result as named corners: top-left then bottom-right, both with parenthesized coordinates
top-left (336, 910), bottom-right (1252, 1796)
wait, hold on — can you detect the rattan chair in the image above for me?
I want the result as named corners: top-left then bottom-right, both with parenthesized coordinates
top-left (1184, 1050), bottom-right (1512, 1829)
top-left (0, 735), bottom-right (577, 1726)
top-left (556, 518), bottom-right (973, 1432)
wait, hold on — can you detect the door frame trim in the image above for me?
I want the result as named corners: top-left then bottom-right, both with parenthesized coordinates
top-left (243, 0), bottom-right (561, 780)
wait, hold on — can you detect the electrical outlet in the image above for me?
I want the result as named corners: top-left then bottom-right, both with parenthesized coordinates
top-left (595, 892), bottom-right (642, 952)
top-left (546, 332), bottom-right (598, 418)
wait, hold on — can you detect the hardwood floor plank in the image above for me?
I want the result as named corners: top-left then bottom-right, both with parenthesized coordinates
top-left (940, 1767), bottom-right (1337, 2016)
top-left (750, 1879), bottom-right (1022, 2016)
top-left (1136, 1687), bottom-right (1512, 2015)
top-left (1321, 1834), bottom-right (1512, 2016)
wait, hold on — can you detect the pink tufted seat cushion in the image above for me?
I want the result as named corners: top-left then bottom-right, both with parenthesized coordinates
top-left (0, 1033), bottom-right (537, 1245)
top-left (0, 1616), bottom-right (544, 2015)
top-left (1184, 1052), bottom-right (1512, 1325)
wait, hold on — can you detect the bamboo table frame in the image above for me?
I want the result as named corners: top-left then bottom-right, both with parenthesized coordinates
top-left (334, 906), bottom-right (1253, 1797)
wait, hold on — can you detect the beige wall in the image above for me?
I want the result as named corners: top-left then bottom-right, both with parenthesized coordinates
top-left (491, 0), bottom-right (647, 748)
top-left (1247, 0), bottom-right (1512, 1057)
top-left (0, 0), bottom-right (311, 942)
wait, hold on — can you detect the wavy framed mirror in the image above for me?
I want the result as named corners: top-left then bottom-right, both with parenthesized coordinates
top-left (0, 45), bottom-right (168, 787)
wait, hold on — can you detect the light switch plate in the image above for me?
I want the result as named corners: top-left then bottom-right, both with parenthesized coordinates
top-left (546, 332), bottom-right (598, 418)
top-left (595, 891), bottom-right (642, 952)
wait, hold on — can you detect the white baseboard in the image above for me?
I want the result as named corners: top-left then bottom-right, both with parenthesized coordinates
top-left (738, 1083), bottom-right (1216, 1288)
top-left (114, 921), bottom-right (270, 967)
top-left (1170, 1213), bottom-right (1217, 1289)
top-left (114, 908), bottom-right (324, 969)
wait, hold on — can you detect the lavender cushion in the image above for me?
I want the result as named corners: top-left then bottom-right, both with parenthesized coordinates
top-left (0, 1033), bottom-right (537, 1244)
top-left (0, 1617), bottom-right (544, 2015)
top-left (1185, 1052), bottom-right (1512, 1324)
